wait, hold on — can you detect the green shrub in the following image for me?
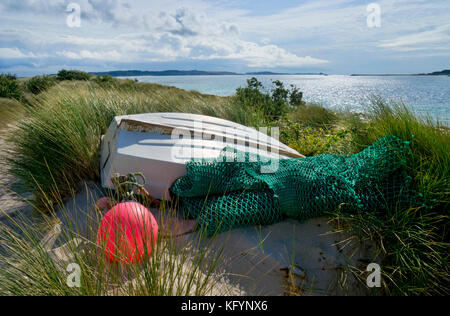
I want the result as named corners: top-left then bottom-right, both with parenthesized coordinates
top-left (57, 69), bottom-right (91, 81)
top-left (235, 77), bottom-right (303, 120)
top-left (289, 85), bottom-right (304, 107)
top-left (270, 80), bottom-right (289, 117)
top-left (0, 74), bottom-right (22, 100)
top-left (25, 75), bottom-right (57, 95)
top-left (236, 77), bottom-right (270, 111)
top-left (94, 74), bottom-right (116, 88)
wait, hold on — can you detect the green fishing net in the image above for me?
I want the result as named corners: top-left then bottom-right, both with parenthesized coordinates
top-left (170, 136), bottom-right (413, 236)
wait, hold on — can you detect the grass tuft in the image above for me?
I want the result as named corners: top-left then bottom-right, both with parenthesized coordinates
top-left (332, 98), bottom-right (449, 295)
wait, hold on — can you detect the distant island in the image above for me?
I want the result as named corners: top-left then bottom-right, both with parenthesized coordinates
top-left (351, 69), bottom-right (450, 76)
top-left (427, 70), bottom-right (450, 76)
top-left (246, 71), bottom-right (328, 76)
top-left (87, 69), bottom-right (449, 78)
top-left (246, 71), bottom-right (288, 75)
top-left (90, 70), bottom-right (238, 77)
top-left (90, 70), bottom-right (328, 77)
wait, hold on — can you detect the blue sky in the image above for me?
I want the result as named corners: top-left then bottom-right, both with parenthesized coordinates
top-left (0, 0), bottom-right (449, 76)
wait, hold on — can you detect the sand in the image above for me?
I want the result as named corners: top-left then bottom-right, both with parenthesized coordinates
top-left (178, 218), bottom-right (378, 295)
top-left (0, 132), bottom-right (34, 221)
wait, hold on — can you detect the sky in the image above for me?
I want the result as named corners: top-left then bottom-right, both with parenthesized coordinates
top-left (0, 0), bottom-right (449, 76)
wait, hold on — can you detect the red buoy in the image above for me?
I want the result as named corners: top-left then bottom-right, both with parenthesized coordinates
top-left (97, 202), bottom-right (158, 264)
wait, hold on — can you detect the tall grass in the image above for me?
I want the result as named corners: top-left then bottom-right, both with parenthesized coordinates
top-left (288, 102), bottom-right (338, 128)
top-left (0, 98), bottom-right (26, 131)
top-left (333, 98), bottom-right (449, 295)
top-left (366, 98), bottom-right (449, 207)
top-left (280, 104), bottom-right (359, 156)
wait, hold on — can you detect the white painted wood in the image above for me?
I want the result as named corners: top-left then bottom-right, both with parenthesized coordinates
top-left (100, 113), bottom-right (303, 200)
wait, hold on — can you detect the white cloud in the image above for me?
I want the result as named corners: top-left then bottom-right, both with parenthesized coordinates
top-left (378, 24), bottom-right (450, 51)
top-left (1, 0), bottom-right (448, 74)
top-left (193, 39), bottom-right (328, 68)
top-left (57, 49), bottom-right (122, 60)
top-left (0, 0), bottom-right (138, 24)
top-left (0, 47), bottom-right (40, 59)
top-left (0, 5), bottom-right (329, 68)
top-left (54, 31), bottom-right (328, 67)
top-left (226, 0), bottom-right (450, 52)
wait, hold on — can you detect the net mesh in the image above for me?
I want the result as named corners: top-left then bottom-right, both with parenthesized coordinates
top-left (170, 136), bottom-right (413, 236)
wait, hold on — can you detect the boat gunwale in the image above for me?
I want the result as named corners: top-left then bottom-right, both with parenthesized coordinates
top-left (118, 118), bottom-right (305, 159)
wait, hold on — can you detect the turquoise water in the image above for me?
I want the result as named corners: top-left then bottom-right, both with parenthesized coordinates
top-left (123, 75), bottom-right (450, 124)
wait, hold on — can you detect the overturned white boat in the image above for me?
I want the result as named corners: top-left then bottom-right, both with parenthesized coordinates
top-left (100, 113), bottom-right (303, 200)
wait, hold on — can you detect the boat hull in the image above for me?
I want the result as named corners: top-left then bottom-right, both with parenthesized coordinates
top-left (100, 113), bottom-right (303, 200)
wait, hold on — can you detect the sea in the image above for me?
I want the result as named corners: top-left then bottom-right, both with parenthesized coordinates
top-left (122, 75), bottom-right (450, 125)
